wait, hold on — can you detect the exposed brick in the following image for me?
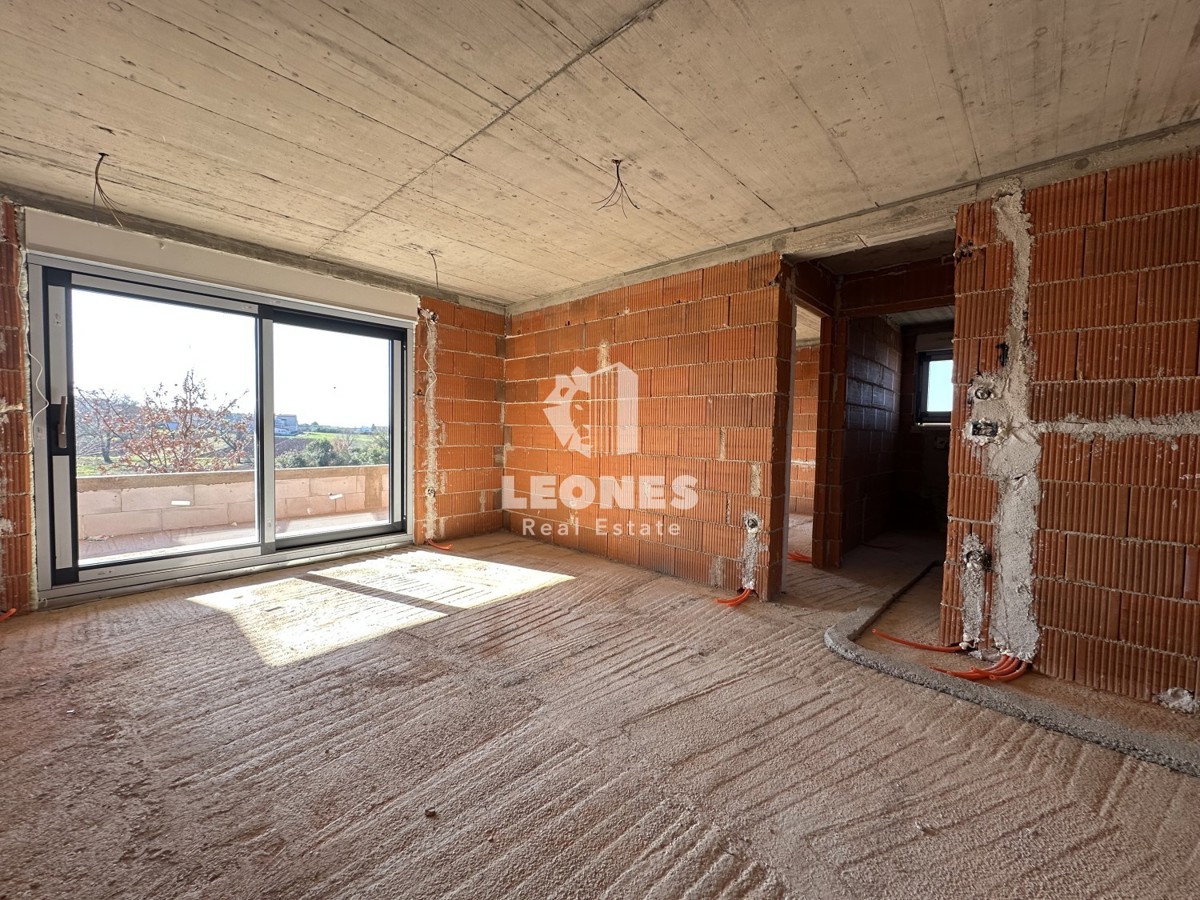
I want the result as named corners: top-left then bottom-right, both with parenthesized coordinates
top-left (1030, 381), bottom-right (1134, 421)
top-left (728, 286), bottom-right (786, 326)
top-left (949, 159), bottom-right (1200, 698)
top-left (416, 295), bottom-right (507, 549)
top-left (701, 261), bottom-right (749, 298)
top-left (956, 289), bottom-right (1009, 339)
top-left (661, 271), bottom-right (702, 305)
top-left (1037, 481), bottom-right (1129, 536)
top-left (1138, 264), bottom-right (1200, 324)
top-left (1029, 228), bottom-right (1084, 283)
top-left (1105, 155), bottom-right (1200, 220)
top-left (1031, 330), bottom-right (1078, 381)
top-left (1084, 206), bottom-right (1200, 276)
top-left (1028, 274), bottom-right (1136, 334)
top-left (1077, 323), bottom-right (1199, 380)
top-left (0, 200), bottom-right (32, 614)
top-left (503, 256), bottom-right (790, 598)
top-left (1025, 172), bottom-right (1106, 233)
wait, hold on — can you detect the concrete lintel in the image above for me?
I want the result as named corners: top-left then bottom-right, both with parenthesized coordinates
top-left (0, 184), bottom-right (508, 317)
top-left (511, 119), bottom-right (1200, 316)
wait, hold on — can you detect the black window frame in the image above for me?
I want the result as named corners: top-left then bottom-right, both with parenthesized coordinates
top-left (30, 259), bottom-right (413, 601)
top-left (915, 348), bottom-right (953, 425)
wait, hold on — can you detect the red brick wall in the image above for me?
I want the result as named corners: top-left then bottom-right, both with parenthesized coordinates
top-left (944, 154), bottom-right (1200, 701)
top-left (790, 344), bottom-right (818, 515)
top-left (504, 253), bottom-right (791, 598)
top-left (414, 296), bottom-right (506, 544)
top-left (0, 200), bottom-right (33, 614)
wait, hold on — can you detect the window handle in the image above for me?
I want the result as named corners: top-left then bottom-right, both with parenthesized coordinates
top-left (57, 395), bottom-right (68, 449)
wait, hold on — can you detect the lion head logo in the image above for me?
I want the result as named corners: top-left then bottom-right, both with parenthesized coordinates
top-left (543, 363), bottom-right (638, 457)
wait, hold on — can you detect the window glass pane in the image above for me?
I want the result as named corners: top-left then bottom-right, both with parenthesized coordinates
top-left (924, 358), bottom-right (954, 413)
top-left (273, 323), bottom-right (391, 537)
top-left (72, 290), bottom-right (258, 564)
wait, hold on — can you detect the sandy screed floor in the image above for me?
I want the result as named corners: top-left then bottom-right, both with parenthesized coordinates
top-left (860, 566), bottom-right (1200, 753)
top-left (1, 531), bottom-right (1199, 899)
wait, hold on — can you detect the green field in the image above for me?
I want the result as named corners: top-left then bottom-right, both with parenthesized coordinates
top-left (294, 430), bottom-right (380, 444)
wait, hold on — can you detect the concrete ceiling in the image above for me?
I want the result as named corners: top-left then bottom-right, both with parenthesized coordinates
top-left (3, 0), bottom-right (1200, 307)
top-left (887, 306), bottom-right (956, 326)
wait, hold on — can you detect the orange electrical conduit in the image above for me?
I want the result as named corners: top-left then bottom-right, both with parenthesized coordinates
top-left (987, 661), bottom-right (1029, 682)
top-left (426, 540), bottom-right (453, 551)
top-left (870, 622), bottom-right (1032, 684)
top-left (934, 653), bottom-right (1026, 681)
top-left (871, 627), bottom-right (966, 653)
top-left (714, 587), bottom-right (754, 607)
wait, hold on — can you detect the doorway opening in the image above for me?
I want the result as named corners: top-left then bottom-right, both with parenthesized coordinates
top-left (785, 231), bottom-right (958, 569)
top-left (787, 306), bottom-right (822, 564)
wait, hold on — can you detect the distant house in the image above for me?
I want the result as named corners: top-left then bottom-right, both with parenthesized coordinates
top-left (274, 414), bottom-right (299, 436)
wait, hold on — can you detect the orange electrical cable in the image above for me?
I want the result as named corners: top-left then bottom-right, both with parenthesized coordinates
top-left (963, 657), bottom-right (1012, 677)
top-left (988, 661), bottom-right (1029, 682)
top-left (0, 608), bottom-right (15, 622)
top-left (936, 654), bottom-right (1025, 681)
top-left (985, 655), bottom-right (1021, 676)
top-left (871, 628), bottom-right (965, 653)
top-left (787, 551), bottom-right (812, 563)
top-left (715, 587), bottom-right (754, 606)
top-left (426, 540), bottom-right (453, 551)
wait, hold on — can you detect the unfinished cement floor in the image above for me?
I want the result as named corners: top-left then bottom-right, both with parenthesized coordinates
top-left (1, 532), bottom-right (1198, 899)
top-left (861, 566), bottom-right (1200, 752)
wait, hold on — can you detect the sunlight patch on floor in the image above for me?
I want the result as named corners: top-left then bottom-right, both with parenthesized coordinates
top-left (187, 550), bottom-right (574, 666)
top-left (327, 550), bottom-right (576, 610)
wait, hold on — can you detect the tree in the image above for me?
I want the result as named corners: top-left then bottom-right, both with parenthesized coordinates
top-left (275, 427), bottom-right (390, 469)
top-left (75, 387), bottom-right (138, 464)
top-left (76, 370), bottom-right (254, 474)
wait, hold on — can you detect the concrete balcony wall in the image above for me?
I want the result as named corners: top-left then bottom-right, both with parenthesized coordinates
top-left (77, 465), bottom-right (390, 539)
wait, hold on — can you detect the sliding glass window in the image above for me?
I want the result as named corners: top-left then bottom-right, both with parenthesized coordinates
top-left (29, 262), bottom-right (411, 601)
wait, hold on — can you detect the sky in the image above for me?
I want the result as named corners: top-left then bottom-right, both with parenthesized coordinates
top-left (926, 358), bottom-right (953, 412)
top-left (71, 290), bottom-right (391, 429)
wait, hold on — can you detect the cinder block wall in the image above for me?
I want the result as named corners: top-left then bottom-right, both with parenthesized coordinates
top-left (414, 296), bottom-right (506, 544)
top-left (944, 155), bottom-right (1200, 701)
top-left (896, 324), bottom-right (953, 532)
top-left (841, 316), bottom-right (902, 550)
top-left (504, 253), bottom-right (792, 598)
top-left (0, 201), bottom-right (33, 614)
top-left (789, 344), bottom-right (818, 515)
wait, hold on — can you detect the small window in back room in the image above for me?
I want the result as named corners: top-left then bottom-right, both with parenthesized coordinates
top-left (917, 349), bottom-right (953, 424)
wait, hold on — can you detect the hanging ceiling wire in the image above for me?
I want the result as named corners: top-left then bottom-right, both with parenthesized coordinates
top-left (92, 152), bottom-right (126, 228)
top-left (428, 250), bottom-right (440, 290)
top-left (595, 158), bottom-right (639, 217)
